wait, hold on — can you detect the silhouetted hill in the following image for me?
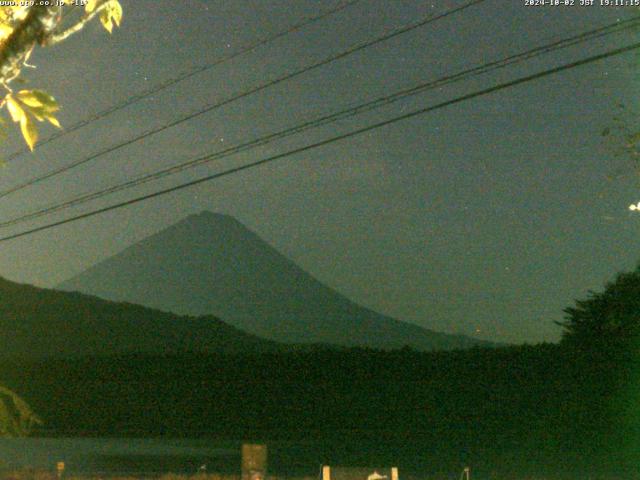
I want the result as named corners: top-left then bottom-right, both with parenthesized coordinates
top-left (59, 212), bottom-right (491, 351)
top-left (0, 276), bottom-right (280, 358)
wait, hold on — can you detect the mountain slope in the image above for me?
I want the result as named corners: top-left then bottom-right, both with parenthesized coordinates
top-left (59, 211), bottom-right (490, 350)
top-left (0, 276), bottom-right (280, 357)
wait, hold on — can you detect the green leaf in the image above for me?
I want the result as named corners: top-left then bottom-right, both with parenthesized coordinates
top-left (99, 0), bottom-right (123, 33)
top-left (5, 95), bottom-right (24, 123)
top-left (16, 89), bottom-right (58, 112)
top-left (99, 9), bottom-right (112, 33)
top-left (26, 105), bottom-right (58, 123)
top-left (27, 107), bottom-right (44, 122)
top-left (85, 0), bottom-right (98, 13)
top-left (45, 114), bottom-right (61, 129)
top-left (4, 90), bottom-right (61, 149)
top-left (19, 113), bottom-right (37, 151)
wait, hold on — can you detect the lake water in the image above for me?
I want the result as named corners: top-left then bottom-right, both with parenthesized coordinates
top-left (0, 437), bottom-right (239, 475)
top-left (0, 437), bottom-right (443, 478)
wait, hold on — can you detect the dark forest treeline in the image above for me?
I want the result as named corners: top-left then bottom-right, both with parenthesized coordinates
top-left (0, 342), bottom-right (634, 478)
top-left (4, 263), bottom-right (640, 478)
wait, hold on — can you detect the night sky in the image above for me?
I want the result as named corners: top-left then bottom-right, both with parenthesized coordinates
top-left (0, 0), bottom-right (637, 344)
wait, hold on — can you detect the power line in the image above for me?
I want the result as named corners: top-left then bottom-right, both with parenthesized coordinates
top-left (0, 39), bottom-right (637, 243)
top-left (3, 0), bottom-right (364, 162)
top-left (0, 0), bottom-right (487, 200)
top-left (1, 16), bottom-right (637, 228)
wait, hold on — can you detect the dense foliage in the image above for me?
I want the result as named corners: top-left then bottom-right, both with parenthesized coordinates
top-left (559, 263), bottom-right (640, 352)
top-left (3, 255), bottom-right (640, 474)
top-left (0, 343), bottom-right (628, 479)
top-left (0, 0), bottom-right (122, 149)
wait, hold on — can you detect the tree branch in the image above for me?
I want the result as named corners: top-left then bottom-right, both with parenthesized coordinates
top-left (44, 0), bottom-right (110, 46)
top-left (0, 2), bottom-right (61, 84)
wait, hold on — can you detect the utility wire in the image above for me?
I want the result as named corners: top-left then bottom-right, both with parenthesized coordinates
top-left (3, 0), bottom-right (364, 162)
top-left (1, 16), bottom-right (638, 228)
top-left (0, 0), bottom-right (487, 200)
top-left (0, 39), bottom-right (637, 243)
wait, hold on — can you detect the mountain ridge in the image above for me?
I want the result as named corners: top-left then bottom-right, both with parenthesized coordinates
top-left (59, 211), bottom-right (492, 351)
top-left (0, 275), bottom-right (282, 358)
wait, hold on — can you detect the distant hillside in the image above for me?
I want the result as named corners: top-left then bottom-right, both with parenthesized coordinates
top-left (0, 276), bottom-right (280, 358)
top-left (59, 211), bottom-right (492, 351)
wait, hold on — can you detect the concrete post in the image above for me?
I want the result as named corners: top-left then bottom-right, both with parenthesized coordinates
top-left (322, 465), bottom-right (331, 480)
top-left (242, 443), bottom-right (268, 480)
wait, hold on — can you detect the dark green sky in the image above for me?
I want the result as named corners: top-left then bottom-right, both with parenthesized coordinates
top-left (0, 0), bottom-right (637, 344)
